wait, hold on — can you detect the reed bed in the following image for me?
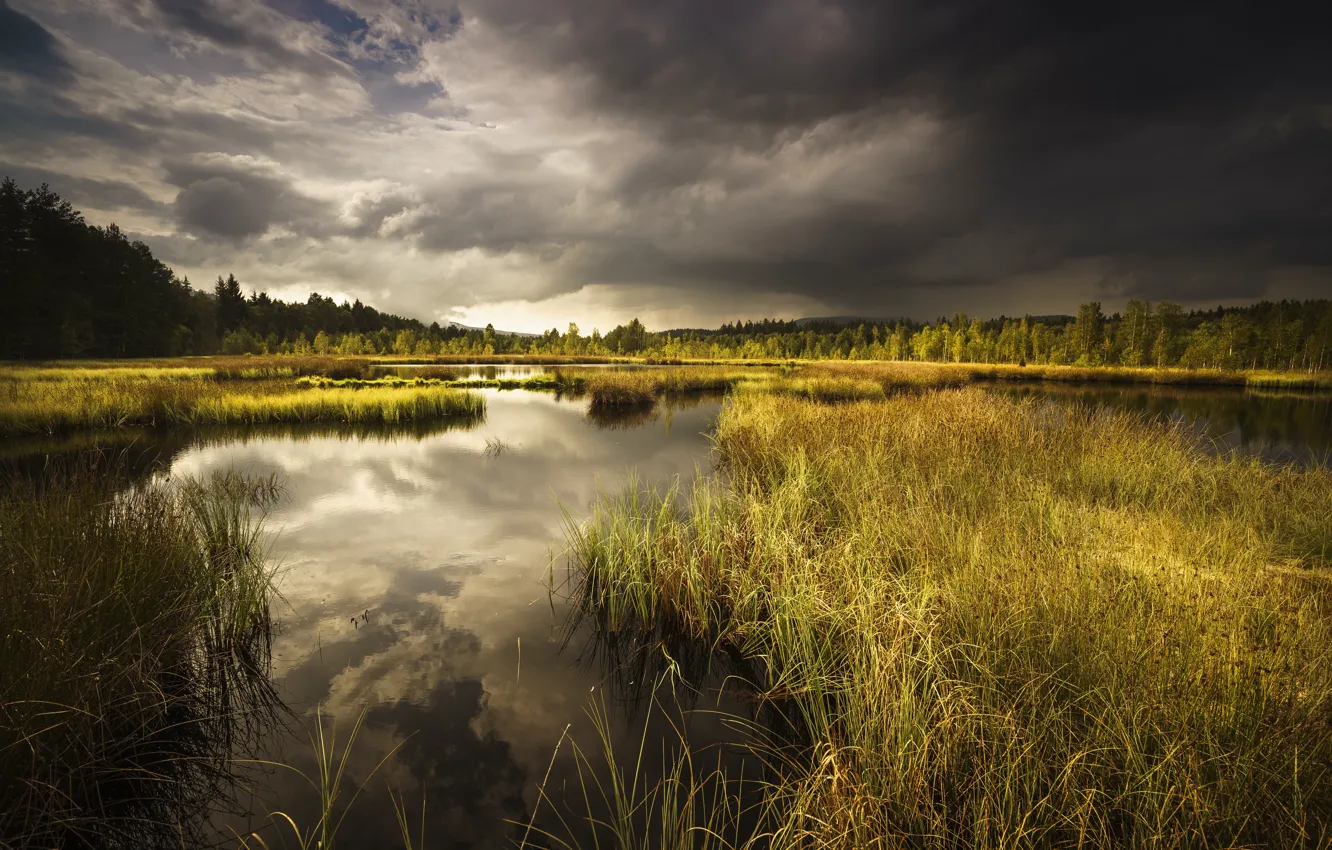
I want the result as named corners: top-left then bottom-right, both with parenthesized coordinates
top-left (564, 389), bottom-right (1332, 848)
top-left (181, 385), bottom-right (485, 426)
top-left (0, 461), bottom-right (283, 847)
top-left (568, 368), bottom-right (758, 408)
top-left (795, 360), bottom-right (1332, 390)
top-left (757, 376), bottom-right (887, 403)
top-left (0, 365), bottom-right (217, 382)
top-left (0, 374), bottom-right (485, 435)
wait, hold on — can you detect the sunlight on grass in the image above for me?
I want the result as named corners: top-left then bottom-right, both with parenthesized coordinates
top-left (563, 388), bottom-right (1332, 847)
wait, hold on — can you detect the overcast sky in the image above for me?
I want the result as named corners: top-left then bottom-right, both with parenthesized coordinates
top-left (3, 0), bottom-right (1329, 332)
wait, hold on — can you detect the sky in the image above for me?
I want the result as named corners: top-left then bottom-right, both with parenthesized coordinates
top-left (2, 0), bottom-right (1329, 333)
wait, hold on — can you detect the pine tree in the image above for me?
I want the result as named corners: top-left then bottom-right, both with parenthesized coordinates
top-left (214, 274), bottom-right (247, 334)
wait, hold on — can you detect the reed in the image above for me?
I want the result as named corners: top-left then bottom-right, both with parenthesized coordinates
top-left (232, 707), bottom-right (410, 850)
top-left (797, 360), bottom-right (1332, 389)
top-left (563, 389), bottom-right (1332, 848)
top-left (757, 376), bottom-right (886, 403)
top-left (563, 368), bottom-right (758, 408)
top-left (0, 373), bottom-right (485, 435)
top-left (0, 459), bottom-right (283, 847)
top-left (519, 681), bottom-right (771, 850)
top-left (181, 385), bottom-right (485, 426)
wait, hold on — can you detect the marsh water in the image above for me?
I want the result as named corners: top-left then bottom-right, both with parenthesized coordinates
top-left (994, 383), bottom-right (1332, 465)
top-left (373, 362), bottom-right (660, 380)
top-left (8, 383), bottom-right (1332, 846)
top-left (171, 392), bottom-right (754, 847)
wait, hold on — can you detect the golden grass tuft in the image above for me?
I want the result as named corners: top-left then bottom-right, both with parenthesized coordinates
top-left (0, 368), bottom-right (485, 435)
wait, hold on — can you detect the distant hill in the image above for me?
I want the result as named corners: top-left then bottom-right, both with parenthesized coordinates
top-left (793, 316), bottom-right (906, 327)
top-left (447, 321), bottom-right (539, 339)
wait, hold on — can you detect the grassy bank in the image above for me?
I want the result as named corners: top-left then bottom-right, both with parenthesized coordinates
top-left (0, 462), bottom-right (282, 847)
top-left (0, 371), bottom-right (486, 436)
top-left (795, 360), bottom-right (1332, 390)
top-left (4, 357), bottom-right (1325, 438)
top-left (564, 389), bottom-right (1332, 847)
top-left (299, 366), bottom-right (759, 406)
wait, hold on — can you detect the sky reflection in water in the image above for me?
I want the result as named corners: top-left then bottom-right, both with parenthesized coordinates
top-left (175, 391), bottom-right (735, 847)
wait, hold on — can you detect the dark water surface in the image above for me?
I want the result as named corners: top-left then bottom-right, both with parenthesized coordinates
top-left (992, 384), bottom-right (1332, 465)
top-left (6, 383), bottom-right (1330, 847)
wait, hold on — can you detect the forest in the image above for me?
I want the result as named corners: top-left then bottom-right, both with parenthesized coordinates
top-left (3, 178), bottom-right (1330, 371)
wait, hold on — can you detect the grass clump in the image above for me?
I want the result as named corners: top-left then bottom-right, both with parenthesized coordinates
top-left (760, 376), bottom-right (887, 403)
top-left (181, 385), bottom-right (485, 426)
top-left (564, 389), bottom-right (1332, 848)
top-left (788, 361), bottom-right (1332, 391)
top-left (0, 371), bottom-right (486, 436)
top-left (565, 368), bottom-right (759, 409)
top-left (0, 459), bottom-right (283, 847)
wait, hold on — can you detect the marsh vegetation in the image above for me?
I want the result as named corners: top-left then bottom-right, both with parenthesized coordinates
top-left (0, 459), bottom-right (282, 848)
top-left (0, 363), bottom-right (486, 436)
top-left (563, 389), bottom-right (1332, 847)
top-left (2, 356), bottom-right (1331, 849)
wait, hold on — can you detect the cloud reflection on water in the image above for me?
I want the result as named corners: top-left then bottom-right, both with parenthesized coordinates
top-left (178, 391), bottom-right (733, 846)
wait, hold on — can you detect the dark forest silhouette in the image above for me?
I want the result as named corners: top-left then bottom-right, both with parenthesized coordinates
top-left (2, 178), bottom-right (1329, 369)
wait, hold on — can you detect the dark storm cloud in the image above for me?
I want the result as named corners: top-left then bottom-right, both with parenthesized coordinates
top-left (461, 0), bottom-right (1332, 309)
top-left (167, 159), bottom-right (327, 240)
top-left (4, 0), bottom-right (1328, 323)
top-left (0, 1), bottom-right (72, 80)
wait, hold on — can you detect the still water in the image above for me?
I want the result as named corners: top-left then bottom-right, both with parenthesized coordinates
top-left (177, 392), bottom-right (749, 847)
top-left (994, 383), bottom-right (1332, 465)
top-left (373, 362), bottom-right (658, 380)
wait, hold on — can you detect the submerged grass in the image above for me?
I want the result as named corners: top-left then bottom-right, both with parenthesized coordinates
top-left (520, 681), bottom-right (770, 850)
top-left (0, 459), bottom-right (283, 848)
top-left (564, 389), bottom-right (1332, 848)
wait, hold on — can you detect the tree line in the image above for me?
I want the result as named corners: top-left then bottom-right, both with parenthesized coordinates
top-left (3, 178), bottom-right (1329, 370)
top-left (628, 301), bottom-right (1332, 371)
top-left (0, 179), bottom-right (430, 359)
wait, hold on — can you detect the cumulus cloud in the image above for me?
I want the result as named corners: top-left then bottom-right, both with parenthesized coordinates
top-left (1, 0), bottom-right (1329, 330)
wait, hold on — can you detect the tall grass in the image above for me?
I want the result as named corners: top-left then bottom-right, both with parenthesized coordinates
top-left (0, 374), bottom-right (485, 436)
top-left (181, 384), bottom-right (485, 426)
top-left (565, 368), bottom-right (758, 408)
top-left (564, 389), bottom-right (1332, 847)
top-left (0, 459), bottom-right (283, 848)
top-left (798, 360), bottom-right (1332, 389)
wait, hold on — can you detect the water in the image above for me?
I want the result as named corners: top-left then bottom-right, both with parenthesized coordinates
top-left (991, 384), bottom-right (1332, 465)
top-left (372, 362), bottom-right (661, 380)
top-left (6, 383), bottom-right (1330, 846)
top-left (164, 392), bottom-right (753, 847)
